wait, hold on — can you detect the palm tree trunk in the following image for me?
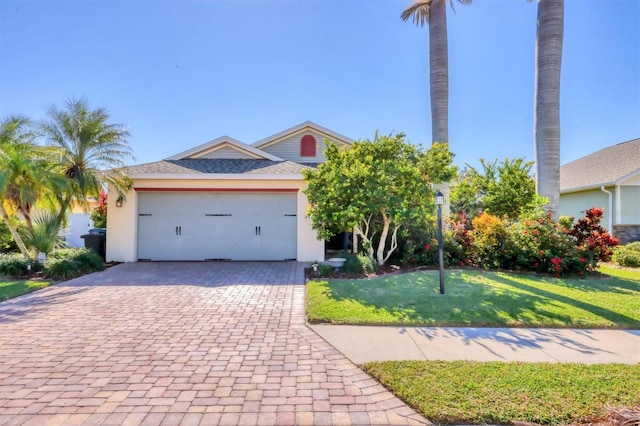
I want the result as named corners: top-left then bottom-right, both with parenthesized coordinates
top-left (534, 0), bottom-right (564, 220)
top-left (429, 0), bottom-right (448, 145)
top-left (0, 206), bottom-right (31, 258)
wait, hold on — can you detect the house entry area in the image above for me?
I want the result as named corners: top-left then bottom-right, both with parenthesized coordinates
top-left (136, 191), bottom-right (297, 261)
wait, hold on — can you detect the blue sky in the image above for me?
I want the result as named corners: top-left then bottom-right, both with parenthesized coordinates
top-left (1, 0), bottom-right (638, 169)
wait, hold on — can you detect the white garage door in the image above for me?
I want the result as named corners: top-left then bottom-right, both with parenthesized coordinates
top-left (137, 192), bottom-right (297, 261)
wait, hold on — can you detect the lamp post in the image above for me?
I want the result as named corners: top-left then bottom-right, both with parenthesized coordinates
top-left (435, 191), bottom-right (445, 295)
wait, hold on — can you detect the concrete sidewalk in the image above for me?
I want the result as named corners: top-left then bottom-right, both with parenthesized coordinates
top-left (310, 325), bottom-right (640, 365)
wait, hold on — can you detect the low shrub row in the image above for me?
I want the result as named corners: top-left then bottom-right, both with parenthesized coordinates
top-left (0, 248), bottom-right (104, 280)
top-left (401, 208), bottom-right (622, 277)
top-left (613, 241), bottom-right (640, 268)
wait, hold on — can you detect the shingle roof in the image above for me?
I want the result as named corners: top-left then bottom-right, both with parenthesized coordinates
top-left (124, 159), bottom-right (313, 176)
top-left (560, 138), bottom-right (640, 192)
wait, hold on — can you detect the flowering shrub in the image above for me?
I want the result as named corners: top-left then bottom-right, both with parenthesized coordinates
top-left (469, 213), bottom-right (509, 269)
top-left (568, 207), bottom-right (619, 262)
top-left (504, 212), bottom-right (594, 275)
top-left (399, 226), bottom-right (439, 266)
top-left (400, 209), bottom-right (611, 277)
top-left (90, 191), bottom-right (108, 228)
top-left (446, 213), bottom-right (473, 267)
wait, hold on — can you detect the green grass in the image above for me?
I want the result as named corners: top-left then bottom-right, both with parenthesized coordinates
top-left (306, 266), bottom-right (640, 328)
top-left (0, 279), bottom-right (52, 301)
top-left (362, 360), bottom-right (640, 425)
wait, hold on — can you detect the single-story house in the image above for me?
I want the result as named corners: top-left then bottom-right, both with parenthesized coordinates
top-left (106, 121), bottom-right (353, 262)
top-left (559, 138), bottom-right (640, 244)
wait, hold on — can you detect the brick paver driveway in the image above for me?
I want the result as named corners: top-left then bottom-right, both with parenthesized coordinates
top-left (0, 262), bottom-right (428, 425)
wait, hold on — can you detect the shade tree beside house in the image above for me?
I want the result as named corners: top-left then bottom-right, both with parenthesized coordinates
top-left (303, 134), bottom-right (456, 266)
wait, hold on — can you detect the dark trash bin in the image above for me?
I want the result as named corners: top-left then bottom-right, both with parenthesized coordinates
top-left (81, 231), bottom-right (106, 260)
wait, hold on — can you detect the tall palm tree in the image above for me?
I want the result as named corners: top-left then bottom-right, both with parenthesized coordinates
top-left (534, 0), bottom-right (564, 220)
top-left (401, 0), bottom-right (470, 146)
top-left (40, 99), bottom-right (134, 222)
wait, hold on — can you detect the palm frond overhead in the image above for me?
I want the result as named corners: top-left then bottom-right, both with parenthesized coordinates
top-left (41, 98), bottom-right (135, 219)
top-left (401, 0), bottom-right (434, 27)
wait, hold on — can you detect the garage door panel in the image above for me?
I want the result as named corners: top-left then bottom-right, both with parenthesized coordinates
top-left (137, 192), bottom-right (297, 261)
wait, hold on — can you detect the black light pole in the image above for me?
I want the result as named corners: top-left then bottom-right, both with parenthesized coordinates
top-left (436, 191), bottom-right (445, 295)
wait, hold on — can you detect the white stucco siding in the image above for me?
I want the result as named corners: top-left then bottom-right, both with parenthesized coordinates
top-left (619, 185), bottom-right (640, 225)
top-left (260, 130), bottom-right (347, 164)
top-left (106, 186), bottom-right (138, 262)
top-left (559, 189), bottom-right (610, 223)
top-left (106, 178), bottom-right (325, 262)
top-left (296, 191), bottom-right (324, 262)
top-left (65, 213), bottom-right (93, 248)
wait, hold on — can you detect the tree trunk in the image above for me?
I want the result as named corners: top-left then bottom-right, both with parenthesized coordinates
top-left (534, 0), bottom-right (564, 220)
top-left (0, 206), bottom-right (31, 258)
top-left (353, 224), bottom-right (375, 265)
top-left (429, 0), bottom-right (448, 145)
top-left (376, 214), bottom-right (392, 266)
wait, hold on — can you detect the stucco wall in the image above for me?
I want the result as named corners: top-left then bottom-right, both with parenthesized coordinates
top-left (619, 185), bottom-right (640, 225)
top-left (559, 185), bottom-right (640, 231)
top-left (106, 178), bottom-right (325, 263)
top-left (559, 189), bottom-right (610, 224)
top-left (106, 186), bottom-right (138, 262)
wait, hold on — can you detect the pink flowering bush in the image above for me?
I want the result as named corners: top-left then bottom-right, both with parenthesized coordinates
top-left (504, 212), bottom-right (595, 276)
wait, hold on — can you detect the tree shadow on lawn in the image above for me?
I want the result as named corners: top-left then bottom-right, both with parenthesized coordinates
top-left (491, 273), bottom-right (640, 328)
top-left (324, 270), bottom-right (640, 328)
top-left (550, 272), bottom-right (640, 295)
top-left (0, 286), bottom-right (90, 323)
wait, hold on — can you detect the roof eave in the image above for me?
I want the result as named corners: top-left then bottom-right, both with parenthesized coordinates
top-left (560, 182), bottom-right (614, 194)
top-left (165, 136), bottom-right (284, 162)
top-left (128, 173), bottom-right (305, 181)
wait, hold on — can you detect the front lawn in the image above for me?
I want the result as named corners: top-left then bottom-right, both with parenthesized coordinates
top-left (306, 265), bottom-right (640, 328)
top-left (0, 279), bottom-right (52, 301)
top-left (362, 360), bottom-right (640, 425)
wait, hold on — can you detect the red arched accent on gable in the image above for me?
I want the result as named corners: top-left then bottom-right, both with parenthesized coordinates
top-left (300, 134), bottom-right (316, 157)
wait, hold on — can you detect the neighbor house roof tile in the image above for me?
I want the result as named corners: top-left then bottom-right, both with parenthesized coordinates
top-left (560, 138), bottom-right (640, 192)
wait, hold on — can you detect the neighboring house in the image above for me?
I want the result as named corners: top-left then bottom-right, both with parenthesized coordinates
top-left (106, 121), bottom-right (353, 262)
top-left (559, 138), bottom-right (640, 244)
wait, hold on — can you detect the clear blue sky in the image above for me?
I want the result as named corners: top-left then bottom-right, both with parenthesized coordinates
top-left (1, 0), bottom-right (638, 169)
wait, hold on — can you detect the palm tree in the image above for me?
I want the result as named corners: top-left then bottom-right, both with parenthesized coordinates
top-left (401, 0), bottom-right (470, 146)
top-left (534, 0), bottom-right (564, 220)
top-left (0, 116), bottom-right (61, 257)
top-left (40, 99), bottom-right (134, 222)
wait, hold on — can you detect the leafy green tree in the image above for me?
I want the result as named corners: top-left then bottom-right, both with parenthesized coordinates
top-left (451, 158), bottom-right (546, 220)
top-left (40, 99), bottom-right (134, 222)
top-left (303, 133), bottom-right (455, 266)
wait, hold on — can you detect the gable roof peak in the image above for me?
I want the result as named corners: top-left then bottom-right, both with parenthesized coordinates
top-left (166, 135), bottom-right (283, 161)
top-left (252, 121), bottom-right (354, 149)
